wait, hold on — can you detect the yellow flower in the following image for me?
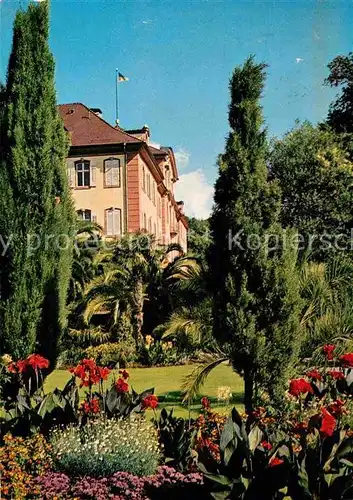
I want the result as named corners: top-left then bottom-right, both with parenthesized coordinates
top-left (145, 335), bottom-right (154, 346)
top-left (217, 386), bottom-right (232, 402)
top-left (1, 353), bottom-right (13, 365)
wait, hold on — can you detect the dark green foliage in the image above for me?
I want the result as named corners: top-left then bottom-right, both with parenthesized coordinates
top-left (0, 1), bottom-right (75, 363)
top-left (326, 52), bottom-right (353, 134)
top-left (157, 408), bottom-right (196, 472)
top-left (208, 57), bottom-right (301, 410)
top-left (187, 217), bottom-right (211, 262)
top-left (1, 376), bottom-right (79, 440)
top-left (270, 123), bottom-right (353, 261)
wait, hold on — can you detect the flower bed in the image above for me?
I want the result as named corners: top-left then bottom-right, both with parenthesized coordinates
top-left (4, 345), bottom-right (353, 498)
top-left (35, 467), bottom-right (206, 500)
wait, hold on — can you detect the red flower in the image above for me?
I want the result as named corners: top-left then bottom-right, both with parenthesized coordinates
top-left (201, 397), bottom-right (210, 408)
top-left (261, 440), bottom-right (272, 451)
top-left (7, 362), bottom-right (19, 374)
top-left (340, 353), bottom-right (353, 367)
top-left (320, 408), bottom-right (336, 437)
top-left (98, 367), bottom-right (111, 381)
top-left (327, 399), bottom-right (346, 417)
top-left (26, 354), bottom-right (49, 371)
top-left (69, 359), bottom-right (104, 387)
top-left (288, 378), bottom-right (313, 397)
top-left (323, 344), bottom-right (335, 360)
top-left (80, 397), bottom-right (101, 415)
top-left (115, 378), bottom-right (129, 393)
top-left (269, 457), bottom-right (284, 467)
top-left (306, 369), bottom-right (322, 381)
top-left (142, 394), bottom-right (159, 409)
top-left (327, 369), bottom-right (345, 380)
top-left (119, 369), bottom-right (129, 380)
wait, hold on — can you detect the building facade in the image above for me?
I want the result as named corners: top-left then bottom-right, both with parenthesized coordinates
top-left (58, 103), bottom-right (187, 252)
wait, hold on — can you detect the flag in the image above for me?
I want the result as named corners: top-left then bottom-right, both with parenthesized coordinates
top-left (118, 73), bottom-right (129, 82)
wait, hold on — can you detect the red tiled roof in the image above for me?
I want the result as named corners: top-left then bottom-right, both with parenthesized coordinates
top-left (58, 103), bottom-right (142, 147)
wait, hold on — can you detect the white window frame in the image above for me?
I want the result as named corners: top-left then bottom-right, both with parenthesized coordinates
top-left (104, 158), bottom-right (121, 187)
top-left (105, 208), bottom-right (122, 236)
top-left (75, 160), bottom-right (90, 187)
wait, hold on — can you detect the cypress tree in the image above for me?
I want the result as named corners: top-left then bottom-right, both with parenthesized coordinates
top-left (0, 1), bottom-right (75, 365)
top-left (208, 57), bottom-right (301, 411)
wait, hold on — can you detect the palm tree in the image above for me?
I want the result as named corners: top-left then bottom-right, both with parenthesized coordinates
top-left (68, 218), bottom-right (103, 303)
top-left (299, 256), bottom-right (353, 358)
top-left (84, 232), bottom-right (199, 349)
top-left (155, 260), bottom-right (214, 348)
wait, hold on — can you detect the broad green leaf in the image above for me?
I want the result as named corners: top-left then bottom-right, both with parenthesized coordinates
top-left (248, 425), bottom-right (263, 451)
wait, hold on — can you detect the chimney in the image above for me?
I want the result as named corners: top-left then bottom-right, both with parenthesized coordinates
top-left (90, 107), bottom-right (103, 118)
top-left (177, 201), bottom-right (184, 214)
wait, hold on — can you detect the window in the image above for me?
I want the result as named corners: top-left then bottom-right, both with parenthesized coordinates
top-left (77, 209), bottom-right (91, 221)
top-left (142, 167), bottom-right (146, 192)
top-left (75, 160), bottom-right (90, 187)
top-left (148, 217), bottom-right (152, 234)
top-left (143, 213), bottom-right (147, 230)
top-left (158, 198), bottom-right (161, 218)
top-left (147, 174), bottom-right (151, 198)
top-left (152, 183), bottom-right (156, 205)
top-left (154, 222), bottom-right (156, 235)
top-left (104, 158), bottom-right (121, 187)
top-left (105, 208), bottom-right (122, 236)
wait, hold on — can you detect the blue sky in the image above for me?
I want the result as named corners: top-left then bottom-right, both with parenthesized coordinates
top-left (1, 0), bottom-right (352, 217)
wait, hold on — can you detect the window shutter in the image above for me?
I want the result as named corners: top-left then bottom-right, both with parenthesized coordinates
top-left (92, 213), bottom-right (97, 223)
top-left (90, 162), bottom-right (96, 187)
top-left (105, 162), bottom-right (112, 187)
top-left (67, 163), bottom-right (75, 187)
top-left (112, 161), bottom-right (120, 186)
top-left (106, 209), bottom-right (113, 236)
top-left (113, 209), bottom-right (121, 236)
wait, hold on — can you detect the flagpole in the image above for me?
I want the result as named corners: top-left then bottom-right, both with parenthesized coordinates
top-left (115, 68), bottom-right (119, 125)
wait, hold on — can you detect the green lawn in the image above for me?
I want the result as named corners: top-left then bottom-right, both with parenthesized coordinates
top-left (45, 363), bottom-right (244, 418)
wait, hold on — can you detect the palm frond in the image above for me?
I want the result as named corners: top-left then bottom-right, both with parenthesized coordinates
top-left (68, 327), bottom-right (110, 346)
top-left (83, 296), bottom-right (113, 323)
top-left (161, 304), bottom-right (212, 344)
top-left (181, 354), bottom-right (229, 403)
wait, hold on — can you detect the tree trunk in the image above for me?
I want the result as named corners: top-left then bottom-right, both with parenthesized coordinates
top-left (132, 280), bottom-right (144, 349)
top-left (244, 370), bottom-right (254, 414)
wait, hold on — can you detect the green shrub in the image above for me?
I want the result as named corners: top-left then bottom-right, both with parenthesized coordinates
top-left (84, 342), bottom-right (136, 367)
top-left (51, 417), bottom-right (160, 477)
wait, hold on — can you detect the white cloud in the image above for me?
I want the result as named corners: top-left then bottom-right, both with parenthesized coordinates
top-left (174, 169), bottom-right (213, 219)
top-left (174, 148), bottom-right (190, 170)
